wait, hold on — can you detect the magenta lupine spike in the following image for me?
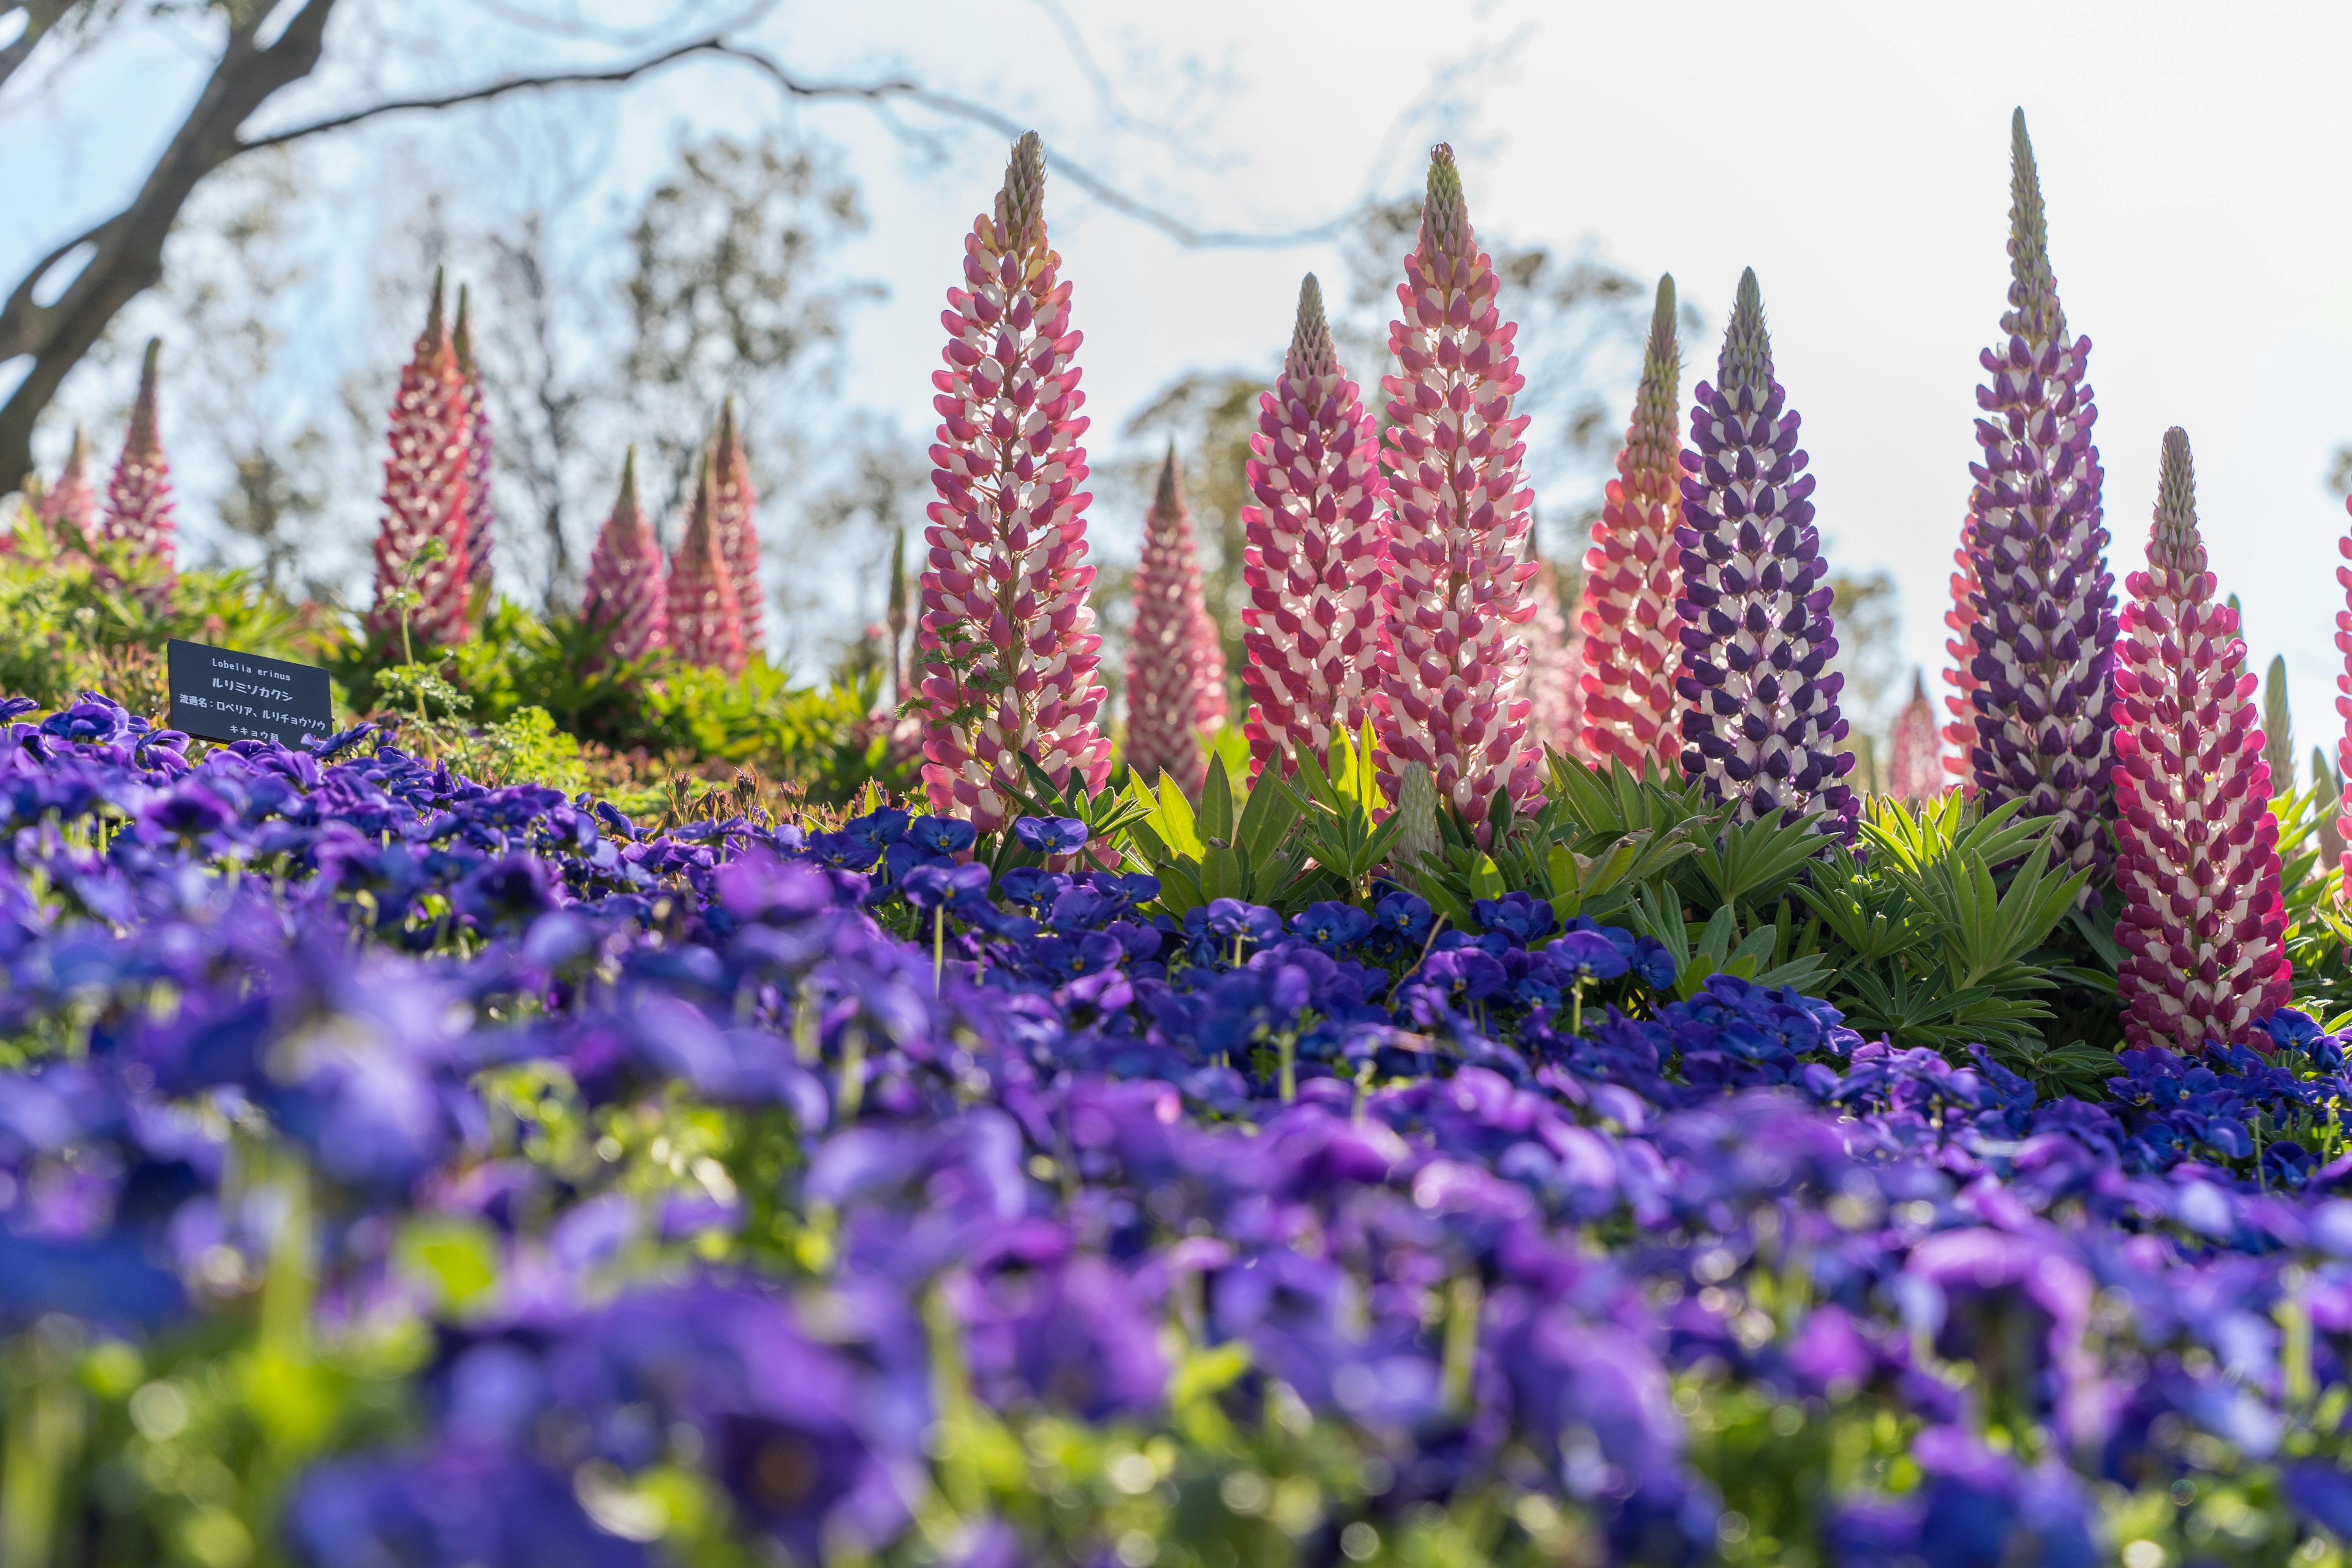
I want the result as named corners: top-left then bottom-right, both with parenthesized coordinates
top-left (368, 276), bottom-right (474, 652)
top-left (37, 425), bottom-right (99, 540)
top-left (1888, 673), bottom-right (1944, 802)
top-left (451, 287), bottom-right (496, 604)
top-left (1521, 559), bottom-right (1582, 757)
top-left (581, 448), bottom-right (669, 669)
top-left (1579, 275), bottom-right (1685, 772)
top-left (668, 454), bottom-right (745, 675)
top-left (96, 339), bottom-right (178, 590)
top-left (1963, 110), bottom-right (2114, 878)
top-left (1374, 145), bottom-right (1542, 841)
top-left (1675, 269), bottom-right (1855, 837)
top-left (710, 401), bottom-right (764, 658)
top-left (914, 131), bottom-right (1111, 831)
top-left (1125, 448), bottom-right (1212, 791)
top-left (2111, 429), bottom-right (2287, 1050)
top-left (1238, 273), bottom-right (1392, 779)
top-left (1942, 518), bottom-right (1984, 790)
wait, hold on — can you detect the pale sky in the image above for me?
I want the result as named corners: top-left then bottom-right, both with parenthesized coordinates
top-left (8, 0), bottom-right (2351, 742)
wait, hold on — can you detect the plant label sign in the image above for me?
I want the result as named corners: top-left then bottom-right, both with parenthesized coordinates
top-left (167, 639), bottom-right (334, 748)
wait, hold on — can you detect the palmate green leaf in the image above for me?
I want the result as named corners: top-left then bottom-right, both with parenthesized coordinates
top-left (1544, 748), bottom-right (1716, 840)
top-left (1681, 810), bottom-right (1832, 910)
top-left (1275, 728), bottom-right (1401, 897)
top-left (1790, 841), bottom-right (1930, 966)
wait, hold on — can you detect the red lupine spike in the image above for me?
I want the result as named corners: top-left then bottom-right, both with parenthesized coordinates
top-left (709, 400), bottom-right (763, 658)
top-left (582, 448), bottom-right (669, 670)
top-left (912, 131), bottom-right (1111, 832)
top-left (1375, 145), bottom-right (1542, 843)
top-left (451, 285), bottom-right (496, 605)
top-left (1126, 447), bottom-right (1213, 791)
top-left (37, 425), bottom-right (99, 540)
top-left (368, 274), bottom-right (474, 652)
top-left (96, 339), bottom-right (178, 595)
top-left (1940, 516), bottom-right (1983, 789)
top-left (1888, 672), bottom-right (1944, 801)
top-left (668, 454), bottom-right (745, 675)
top-left (1521, 559), bottom-right (1583, 758)
top-left (1238, 273), bottom-right (1392, 780)
top-left (1579, 275), bottom-right (1684, 771)
top-left (2114, 428), bottom-right (2288, 1051)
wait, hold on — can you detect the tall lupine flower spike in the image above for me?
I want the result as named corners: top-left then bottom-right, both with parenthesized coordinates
top-left (1154, 452), bottom-right (1228, 739)
top-left (451, 285), bottom-right (496, 605)
top-left (1887, 673), bottom-right (1943, 801)
top-left (1521, 554), bottom-right (1582, 756)
top-left (1125, 447), bottom-right (1213, 791)
top-left (96, 337), bottom-right (178, 591)
top-left (1374, 144), bottom-right (1542, 840)
top-left (914, 130), bottom-right (1110, 829)
top-left (368, 273), bottom-right (474, 651)
top-left (581, 448), bottom-right (668, 669)
top-left (1238, 273), bottom-right (1392, 778)
top-left (1675, 269), bottom-right (1855, 836)
top-left (709, 400), bottom-right (764, 658)
top-left (2333, 489), bottom-right (2352, 889)
top-left (37, 425), bottom-right (98, 538)
top-left (1579, 274), bottom-right (1685, 771)
top-left (1962, 108), bottom-right (2114, 878)
top-left (2111, 429), bottom-right (2287, 1050)
top-left (1941, 518), bottom-right (1984, 788)
top-left (668, 454), bottom-right (745, 674)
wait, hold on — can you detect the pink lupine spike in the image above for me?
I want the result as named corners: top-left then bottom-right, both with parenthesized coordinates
top-left (1374, 145), bottom-right (1542, 842)
top-left (913, 131), bottom-right (1111, 831)
top-left (1941, 517), bottom-right (1982, 790)
top-left (1238, 273), bottom-right (1392, 779)
top-left (1521, 557), bottom-right (1583, 758)
top-left (451, 285), bottom-right (496, 605)
top-left (37, 426), bottom-right (99, 540)
top-left (1126, 447), bottom-right (1213, 791)
top-left (96, 338), bottom-right (178, 592)
top-left (668, 453), bottom-right (745, 674)
top-left (710, 400), bottom-right (764, 658)
top-left (368, 274), bottom-right (474, 652)
top-left (2113, 428), bottom-right (2287, 1051)
top-left (1888, 673), bottom-right (1943, 802)
top-left (1579, 275), bottom-right (1684, 771)
top-left (581, 448), bottom-right (669, 669)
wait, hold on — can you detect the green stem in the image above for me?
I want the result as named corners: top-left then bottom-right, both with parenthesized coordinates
top-left (932, 906), bottom-right (944, 996)
top-left (1279, 1033), bottom-right (1295, 1104)
top-left (1440, 1274), bottom-right (1482, 1417)
top-left (1571, 977), bottom-right (1587, 1037)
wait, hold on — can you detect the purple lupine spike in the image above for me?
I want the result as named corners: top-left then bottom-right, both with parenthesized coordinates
top-left (1125, 447), bottom-right (1212, 791)
top-left (914, 132), bottom-right (1112, 831)
top-left (581, 448), bottom-right (669, 670)
top-left (1374, 144), bottom-right (1542, 843)
top-left (1238, 273), bottom-right (1392, 780)
top-left (1964, 109), bottom-right (2114, 879)
top-left (96, 338), bottom-right (178, 595)
top-left (2111, 429), bottom-right (2287, 1050)
top-left (1673, 269), bottom-right (1855, 837)
top-left (451, 285), bottom-right (496, 606)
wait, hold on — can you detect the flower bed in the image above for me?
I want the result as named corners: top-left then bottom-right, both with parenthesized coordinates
top-left (2, 693), bottom-right (2349, 1567)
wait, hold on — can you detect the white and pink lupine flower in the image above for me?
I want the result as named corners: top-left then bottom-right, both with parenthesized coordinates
top-left (1125, 449), bottom-right (1214, 791)
top-left (96, 339), bottom-right (177, 594)
top-left (37, 426), bottom-right (98, 540)
top-left (709, 400), bottom-right (764, 657)
top-left (914, 132), bottom-right (1110, 831)
top-left (368, 277), bottom-right (474, 652)
top-left (452, 286), bottom-right (496, 607)
top-left (1238, 274), bottom-right (1391, 778)
top-left (1522, 559), bottom-right (1582, 758)
top-left (2112, 428), bottom-right (2287, 1051)
top-left (1373, 145), bottom-right (1542, 841)
top-left (1888, 674), bottom-right (1943, 802)
top-left (668, 453), bottom-right (745, 675)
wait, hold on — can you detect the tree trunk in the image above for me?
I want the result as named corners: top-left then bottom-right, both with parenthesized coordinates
top-left (0, 0), bottom-right (339, 491)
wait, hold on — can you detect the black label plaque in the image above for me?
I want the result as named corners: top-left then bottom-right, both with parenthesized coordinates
top-left (167, 639), bottom-right (334, 748)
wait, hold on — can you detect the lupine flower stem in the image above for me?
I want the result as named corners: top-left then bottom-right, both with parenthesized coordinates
top-left (1375, 145), bottom-right (1542, 841)
top-left (1240, 274), bottom-right (1392, 778)
top-left (2111, 429), bottom-right (2287, 1050)
top-left (1962, 110), bottom-right (2115, 878)
top-left (914, 132), bottom-right (1111, 830)
top-left (1674, 270), bottom-right (1855, 836)
top-left (1580, 276), bottom-right (1685, 771)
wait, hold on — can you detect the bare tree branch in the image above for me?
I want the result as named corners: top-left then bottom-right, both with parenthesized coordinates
top-left (0, 0), bottom-right (87, 96)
